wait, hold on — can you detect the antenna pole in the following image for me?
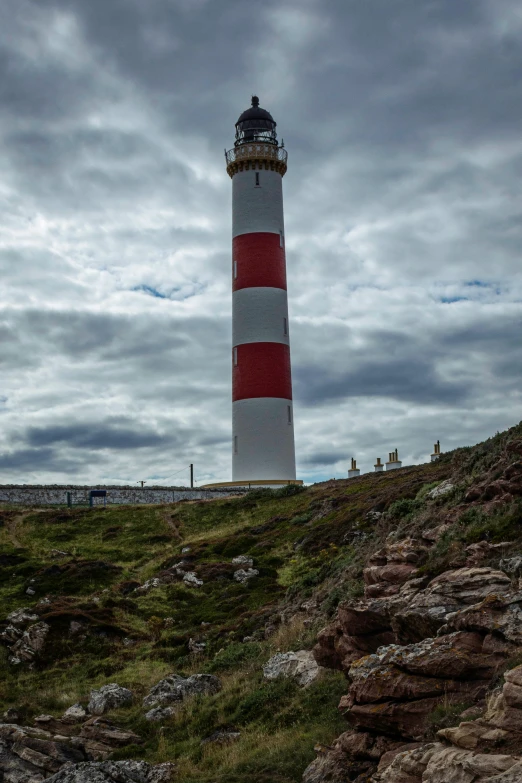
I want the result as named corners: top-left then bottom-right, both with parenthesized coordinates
top-left (190, 464), bottom-right (194, 488)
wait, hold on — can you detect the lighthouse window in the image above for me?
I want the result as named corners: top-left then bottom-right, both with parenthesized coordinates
top-left (255, 172), bottom-right (260, 186)
top-left (233, 259), bottom-right (237, 279)
top-left (279, 230), bottom-right (284, 248)
top-left (233, 347), bottom-right (238, 366)
top-left (234, 435), bottom-right (238, 454)
top-left (287, 405), bottom-right (292, 425)
top-left (283, 317), bottom-right (287, 335)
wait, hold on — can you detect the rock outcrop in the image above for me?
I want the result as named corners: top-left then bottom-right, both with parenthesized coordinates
top-left (0, 715), bottom-right (143, 782)
top-left (307, 449), bottom-right (522, 782)
top-left (142, 673), bottom-right (221, 710)
top-left (45, 760), bottom-right (175, 782)
top-left (87, 684), bottom-right (133, 715)
top-left (314, 566), bottom-right (514, 672)
top-left (263, 650), bottom-right (322, 687)
top-left (372, 666), bottom-right (522, 780)
top-left (341, 631), bottom-right (503, 738)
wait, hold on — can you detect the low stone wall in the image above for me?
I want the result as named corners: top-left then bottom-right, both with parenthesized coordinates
top-left (0, 485), bottom-right (248, 506)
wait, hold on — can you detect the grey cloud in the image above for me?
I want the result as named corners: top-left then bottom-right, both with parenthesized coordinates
top-left (302, 450), bottom-right (347, 467)
top-left (295, 356), bottom-right (466, 407)
top-left (0, 0), bottom-right (521, 484)
top-left (0, 447), bottom-right (89, 473)
top-left (24, 421), bottom-right (177, 450)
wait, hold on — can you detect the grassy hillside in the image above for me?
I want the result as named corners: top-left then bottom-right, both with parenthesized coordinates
top-left (2, 426), bottom-right (520, 782)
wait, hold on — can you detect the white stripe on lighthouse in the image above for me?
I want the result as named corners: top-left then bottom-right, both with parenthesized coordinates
top-left (233, 287), bottom-right (289, 347)
top-left (232, 169), bottom-right (285, 238)
top-left (232, 397), bottom-right (296, 481)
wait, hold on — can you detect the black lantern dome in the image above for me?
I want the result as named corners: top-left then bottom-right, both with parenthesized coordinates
top-left (235, 96), bottom-right (278, 147)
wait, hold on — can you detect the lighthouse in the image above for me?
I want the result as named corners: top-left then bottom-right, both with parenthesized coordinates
top-left (224, 97), bottom-right (299, 487)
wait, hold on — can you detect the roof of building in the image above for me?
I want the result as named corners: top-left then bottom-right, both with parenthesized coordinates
top-left (236, 96), bottom-right (276, 127)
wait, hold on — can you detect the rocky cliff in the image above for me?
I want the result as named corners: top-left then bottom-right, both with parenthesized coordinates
top-left (1, 423), bottom-right (521, 782)
top-left (308, 426), bottom-right (522, 782)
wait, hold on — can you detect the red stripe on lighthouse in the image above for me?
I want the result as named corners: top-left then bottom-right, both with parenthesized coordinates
top-left (233, 342), bottom-right (292, 401)
top-left (233, 233), bottom-right (287, 292)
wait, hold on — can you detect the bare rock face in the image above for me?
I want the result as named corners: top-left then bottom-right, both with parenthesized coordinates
top-left (263, 650), bottom-right (322, 687)
top-left (314, 599), bottom-right (397, 673)
top-left (87, 684), bottom-right (133, 716)
top-left (142, 673), bottom-right (221, 710)
top-left (45, 760), bottom-right (175, 782)
top-left (314, 567), bottom-right (515, 674)
top-left (376, 744), bottom-right (521, 783)
top-left (0, 723), bottom-right (86, 781)
top-left (363, 539), bottom-right (428, 599)
top-left (302, 731), bottom-right (414, 783)
top-left (392, 567), bottom-right (512, 644)
top-left (341, 631), bottom-right (501, 739)
top-left (307, 456), bottom-right (522, 783)
top-left (369, 665), bottom-right (522, 781)
top-left (31, 714), bottom-right (142, 761)
top-left (441, 591), bottom-right (522, 647)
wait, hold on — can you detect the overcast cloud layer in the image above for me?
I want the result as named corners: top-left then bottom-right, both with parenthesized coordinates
top-left (1, 0), bottom-right (521, 486)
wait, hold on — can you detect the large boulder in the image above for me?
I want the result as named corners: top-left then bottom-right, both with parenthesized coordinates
top-left (87, 684), bottom-right (133, 716)
top-left (233, 568), bottom-right (259, 584)
top-left (263, 650), bottom-right (322, 687)
top-left (142, 674), bottom-right (221, 709)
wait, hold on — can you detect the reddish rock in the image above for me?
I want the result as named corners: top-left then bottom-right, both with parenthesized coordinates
top-left (442, 592), bottom-right (522, 646)
top-left (364, 564), bottom-right (418, 588)
top-left (392, 568), bottom-right (511, 644)
top-left (339, 633), bottom-right (503, 739)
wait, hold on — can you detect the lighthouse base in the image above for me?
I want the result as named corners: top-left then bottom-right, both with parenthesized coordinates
top-left (201, 479), bottom-right (303, 490)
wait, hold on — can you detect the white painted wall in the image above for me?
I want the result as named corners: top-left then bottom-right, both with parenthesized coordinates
top-left (0, 486), bottom-right (244, 505)
top-left (232, 397), bottom-right (296, 481)
top-left (232, 169), bottom-right (284, 238)
top-left (233, 287), bottom-right (289, 346)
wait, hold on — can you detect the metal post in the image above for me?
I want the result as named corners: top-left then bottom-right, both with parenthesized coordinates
top-left (190, 464), bottom-right (194, 488)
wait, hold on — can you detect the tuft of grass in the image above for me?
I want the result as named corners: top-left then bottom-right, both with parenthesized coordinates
top-left (427, 700), bottom-right (473, 736)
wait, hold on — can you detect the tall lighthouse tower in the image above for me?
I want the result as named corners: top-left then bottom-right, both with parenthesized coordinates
top-left (224, 97), bottom-right (299, 487)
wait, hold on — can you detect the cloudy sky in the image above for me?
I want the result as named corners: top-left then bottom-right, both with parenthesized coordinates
top-left (1, 0), bottom-right (521, 487)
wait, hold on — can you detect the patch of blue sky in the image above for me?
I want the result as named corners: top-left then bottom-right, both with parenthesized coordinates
top-left (440, 296), bottom-right (468, 304)
top-left (132, 282), bottom-right (206, 301)
top-left (133, 285), bottom-right (167, 299)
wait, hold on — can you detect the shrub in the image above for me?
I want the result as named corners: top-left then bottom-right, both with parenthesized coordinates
top-left (274, 484), bottom-right (307, 498)
top-left (207, 642), bottom-right (263, 673)
top-left (427, 701), bottom-right (472, 734)
top-left (387, 498), bottom-right (418, 520)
